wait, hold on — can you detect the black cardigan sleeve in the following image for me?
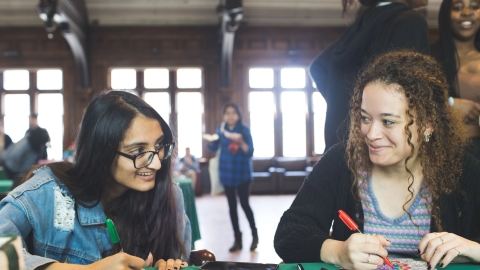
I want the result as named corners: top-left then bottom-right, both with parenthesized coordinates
top-left (274, 144), bottom-right (350, 263)
top-left (384, 10), bottom-right (431, 55)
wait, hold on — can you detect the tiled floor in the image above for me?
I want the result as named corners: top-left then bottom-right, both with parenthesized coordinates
top-left (193, 194), bottom-right (295, 264)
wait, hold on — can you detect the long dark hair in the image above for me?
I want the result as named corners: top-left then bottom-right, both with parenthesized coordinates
top-left (44, 91), bottom-right (186, 260)
top-left (347, 51), bottom-right (466, 231)
top-left (432, 0), bottom-right (480, 96)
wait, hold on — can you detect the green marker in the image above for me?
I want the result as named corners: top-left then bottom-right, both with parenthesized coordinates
top-left (106, 218), bottom-right (123, 253)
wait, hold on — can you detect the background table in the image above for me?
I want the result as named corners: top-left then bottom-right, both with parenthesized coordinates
top-left (174, 177), bottom-right (201, 250)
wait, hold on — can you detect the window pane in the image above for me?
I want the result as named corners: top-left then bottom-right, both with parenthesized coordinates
top-left (177, 68), bottom-right (202, 89)
top-left (281, 68), bottom-right (306, 88)
top-left (312, 92), bottom-right (327, 154)
top-left (144, 92), bottom-right (171, 121)
top-left (38, 94), bottom-right (64, 160)
top-left (111, 69), bottom-right (136, 90)
top-left (144, 68), bottom-right (169, 89)
top-left (4, 94), bottom-right (30, 142)
top-left (37, 69), bottom-right (63, 90)
top-left (177, 92), bottom-right (203, 157)
top-left (249, 68), bottom-right (273, 88)
top-left (4, 70), bottom-right (29, 90)
top-left (281, 91), bottom-right (306, 157)
top-left (249, 92), bottom-right (275, 157)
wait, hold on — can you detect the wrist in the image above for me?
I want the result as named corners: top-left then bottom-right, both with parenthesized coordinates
top-left (320, 239), bottom-right (343, 265)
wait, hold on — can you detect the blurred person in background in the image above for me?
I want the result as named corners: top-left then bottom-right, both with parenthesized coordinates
top-left (178, 147), bottom-right (199, 188)
top-left (26, 114), bottom-right (50, 160)
top-left (309, 0), bottom-right (430, 152)
top-left (206, 103), bottom-right (258, 252)
top-left (0, 120), bottom-right (13, 167)
top-left (431, 0), bottom-right (480, 159)
top-left (4, 127), bottom-right (50, 183)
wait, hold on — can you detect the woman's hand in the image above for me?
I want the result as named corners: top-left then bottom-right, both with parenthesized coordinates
top-left (155, 258), bottom-right (188, 270)
top-left (452, 98), bottom-right (480, 124)
top-left (322, 233), bottom-right (391, 270)
top-left (419, 232), bottom-right (480, 268)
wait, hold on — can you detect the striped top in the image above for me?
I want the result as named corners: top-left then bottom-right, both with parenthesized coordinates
top-left (358, 175), bottom-right (431, 256)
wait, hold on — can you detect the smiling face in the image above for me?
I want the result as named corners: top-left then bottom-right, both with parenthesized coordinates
top-left (110, 114), bottom-right (164, 197)
top-left (451, 0), bottom-right (480, 41)
top-left (360, 83), bottom-right (426, 168)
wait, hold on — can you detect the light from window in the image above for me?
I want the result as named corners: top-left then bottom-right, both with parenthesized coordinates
top-left (144, 68), bottom-right (169, 89)
top-left (281, 68), bottom-right (306, 88)
top-left (4, 94), bottom-right (30, 142)
top-left (177, 92), bottom-right (203, 158)
top-left (312, 92), bottom-right (327, 154)
top-left (281, 91), bottom-right (306, 157)
top-left (249, 68), bottom-right (274, 88)
top-left (177, 68), bottom-right (202, 89)
top-left (37, 69), bottom-right (63, 90)
top-left (111, 69), bottom-right (136, 90)
top-left (249, 92), bottom-right (275, 157)
top-left (144, 92), bottom-right (171, 121)
top-left (3, 70), bottom-right (29, 90)
top-left (38, 94), bottom-right (63, 160)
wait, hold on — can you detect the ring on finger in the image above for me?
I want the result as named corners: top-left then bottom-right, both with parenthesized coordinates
top-left (366, 253), bottom-right (371, 263)
top-left (440, 237), bottom-right (445, 244)
top-left (454, 248), bottom-right (461, 256)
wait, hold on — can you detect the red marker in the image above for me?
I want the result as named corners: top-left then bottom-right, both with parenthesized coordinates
top-left (338, 210), bottom-right (394, 269)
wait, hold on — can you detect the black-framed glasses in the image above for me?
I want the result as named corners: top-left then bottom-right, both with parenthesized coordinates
top-left (116, 142), bottom-right (175, 169)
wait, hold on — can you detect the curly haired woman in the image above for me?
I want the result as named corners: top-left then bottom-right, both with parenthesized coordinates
top-left (274, 51), bottom-right (480, 269)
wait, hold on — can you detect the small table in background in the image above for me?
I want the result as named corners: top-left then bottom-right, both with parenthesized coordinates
top-left (173, 177), bottom-right (201, 250)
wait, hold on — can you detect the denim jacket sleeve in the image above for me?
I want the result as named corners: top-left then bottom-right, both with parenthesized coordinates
top-left (173, 184), bottom-right (191, 261)
top-left (0, 194), bottom-right (57, 270)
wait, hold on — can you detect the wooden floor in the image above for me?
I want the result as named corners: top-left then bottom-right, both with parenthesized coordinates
top-left (193, 194), bottom-right (295, 264)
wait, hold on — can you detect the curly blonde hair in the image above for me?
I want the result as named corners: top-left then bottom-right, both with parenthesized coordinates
top-left (346, 51), bottom-right (466, 231)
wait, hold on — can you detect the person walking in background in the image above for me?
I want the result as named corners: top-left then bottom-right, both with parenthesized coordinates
top-left (309, 0), bottom-right (430, 152)
top-left (25, 114), bottom-right (50, 160)
top-left (431, 0), bottom-right (480, 158)
top-left (206, 103), bottom-right (258, 252)
top-left (178, 147), bottom-right (199, 188)
top-left (0, 120), bottom-right (12, 166)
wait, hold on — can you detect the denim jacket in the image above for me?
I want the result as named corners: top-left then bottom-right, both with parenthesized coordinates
top-left (0, 166), bottom-right (191, 270)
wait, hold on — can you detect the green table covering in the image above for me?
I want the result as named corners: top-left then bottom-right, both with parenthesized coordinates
top-left (173, 177), bottom-right (201, 250)
top-left (0, 180), bottom-right (13, 192)
top-left (146, 261), bottom-right (480, 270)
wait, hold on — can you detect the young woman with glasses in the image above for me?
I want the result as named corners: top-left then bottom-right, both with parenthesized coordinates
top-left (0, 91), bottom-right (190, 270)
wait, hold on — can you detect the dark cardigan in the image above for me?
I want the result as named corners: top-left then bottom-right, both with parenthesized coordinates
top-left (309, 3), bottom-right (430, 151)
top-left (274, 143), bottom-right (480, 263)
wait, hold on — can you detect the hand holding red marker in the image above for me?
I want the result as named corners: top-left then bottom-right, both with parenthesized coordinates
top-left (338, 210), bottom-right (394, 268)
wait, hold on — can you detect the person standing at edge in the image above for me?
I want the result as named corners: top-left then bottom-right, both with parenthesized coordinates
top-left (309, 0), bottom-right (430, 152)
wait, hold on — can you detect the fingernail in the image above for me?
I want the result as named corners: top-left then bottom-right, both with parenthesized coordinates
top-left (418, 248), bottom-right (421, 254)
top-left (421, 248), bottom-right (427, 255)
top-left (386, 238), bottom-right (391, 242)
top-left (440, 263), bottom-right (444, 268)
top-left (174, 268), bottom-right (178, 270)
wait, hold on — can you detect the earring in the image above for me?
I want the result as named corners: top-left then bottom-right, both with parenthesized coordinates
top-left (425, 134), bottom-right (431, 143)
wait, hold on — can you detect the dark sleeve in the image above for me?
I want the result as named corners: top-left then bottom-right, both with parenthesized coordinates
top-left (384, 11), bottom-right (430, 55)
top-left (4, 135), bottom-right (12, 149)
top-left (462, 154), bottom-right (480, 244)
top-left (274, 144), bottom-right (347, 263)
top-left (309, 44), bottom-right (335, 98)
